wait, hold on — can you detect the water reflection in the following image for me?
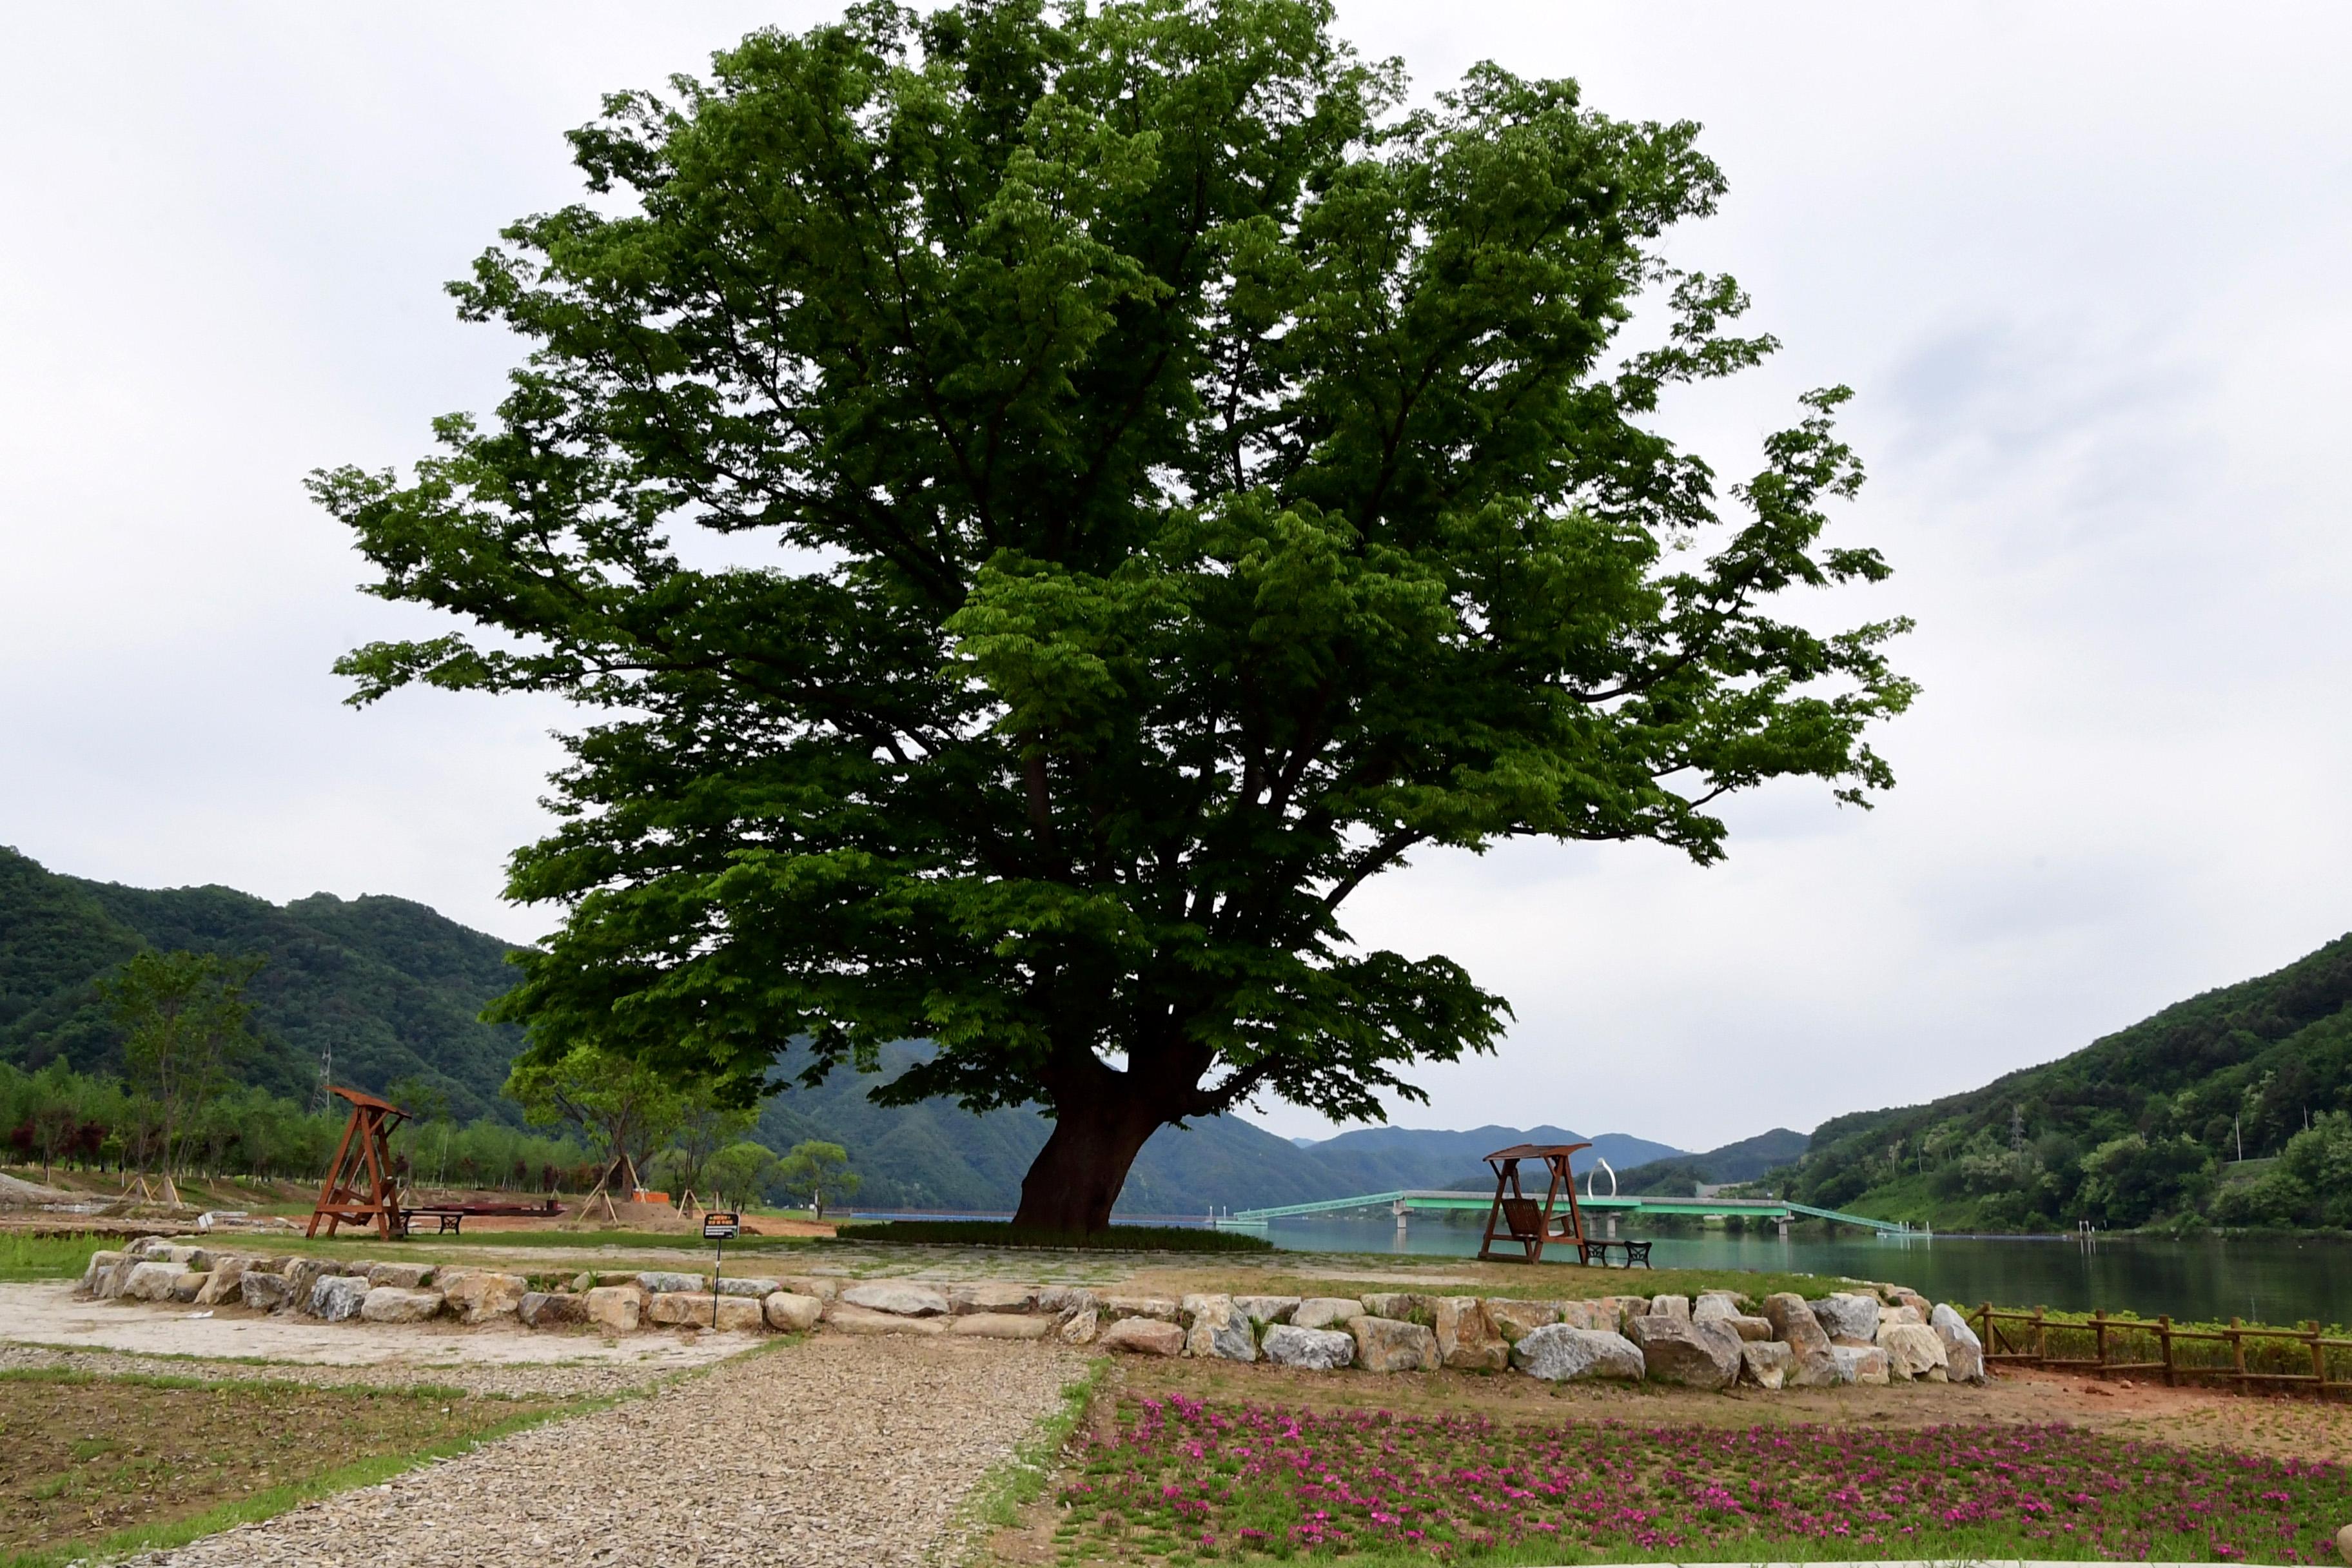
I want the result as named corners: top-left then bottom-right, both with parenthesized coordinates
top-left (1259, 1213), bottom-right (2352, 1326)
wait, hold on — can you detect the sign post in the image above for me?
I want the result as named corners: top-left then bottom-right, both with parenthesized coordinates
top-left (702, 1210), bottom-right (741, 1329)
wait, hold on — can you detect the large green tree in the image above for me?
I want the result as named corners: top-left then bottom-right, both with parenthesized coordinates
top-left (317, 0), bottom-right (1914, 1231)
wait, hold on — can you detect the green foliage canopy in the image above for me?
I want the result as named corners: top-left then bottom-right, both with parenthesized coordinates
top-left (317, 0), bottom-right (1912, 1228)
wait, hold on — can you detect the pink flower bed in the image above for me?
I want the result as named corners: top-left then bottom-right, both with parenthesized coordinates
top-left (1059, 1395), bottom-right (2343, 1562)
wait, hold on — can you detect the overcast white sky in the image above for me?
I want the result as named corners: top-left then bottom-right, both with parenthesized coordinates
top-left (3, 4), bottom-right (2346, 1152)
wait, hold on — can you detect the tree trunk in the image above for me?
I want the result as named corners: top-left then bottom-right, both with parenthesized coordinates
top-left (1012, 1094), bottom-right (1168, 1234)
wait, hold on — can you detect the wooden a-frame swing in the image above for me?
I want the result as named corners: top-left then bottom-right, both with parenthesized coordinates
top-left (1475, 1141), bottom-right (1591, 1264)
top-left (307, 1086), bottom-right (410, 1242)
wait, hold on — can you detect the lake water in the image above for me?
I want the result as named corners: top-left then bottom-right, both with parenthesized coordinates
top-left (1260, 1213), bottom-right (2352, 1328)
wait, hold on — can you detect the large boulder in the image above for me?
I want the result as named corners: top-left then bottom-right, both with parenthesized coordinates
top-left (122, 1260), bottom-right (184, 1302)
top-left (1830, 1344), bottom-right (1890, 1385)
top-left (1600, 1295), bottom-right (1654, 1331)
top-left (776, 1275), bottom-right (843, 1302)
top-left (1358, 1292), bottom-right (1422, 1321)
top-left (637, 1271), bottom-right (705, 1294)
top-left (366, 1262), bottom-right (433, 1289)
top-left (309, 1274), bottom-right (370, 1322)
top-left (839, 1280), bottom-right (950, 1317)
top-left (1430, 1297), bottom-right (1508, 1371)
top-left (239, 1270), bottom-right (293, 1311)
top-left (168, 1271), bottom-right (208, 1303)
top-left (647, 1292), bottom-right (764, 1331)
top-left (586, 1284), bottom-right (643, 1334)
top-left (1647, 1293), bottom-right (1692, 1322)
top-left (1890, 1286), bottom-right (1934, 1317)
top-left (1037, 1286), bottom-right (1095, 1317)
top-left (194, 1258), bottom-right (251, 1306)
top-left (950, 1282), bottom-right (1037, 1315)
top-left (1878, 1303), bottom-right (1925, 1329)
top-left (94, 1253), bottom-right (142, 1299)
top-left (1291, 1297), bottom-right (1364, 1331)
top-left (1485, 1299), bottom-right (1560, 1342)
top-left (1098, 1317), bottom-right (1185, 1357)
top-left (520, 1291), bottom-right (589, 1328)
top-left (764, 1292), bottom-right (823, 1332)
top-left (81, 1250), bottom-right (126, 1297)
top-left (823, 1302), bottom-right (946, 1336)
top-left (1740, 1340), bottom-right (1792, 1390)
top-left (1058, 1307), bottom-right (1099, 1345)
top-left (1510, 1325), bottom-right (1645, 1382)
top-left (1232, 1295), bottom-right (1300, 1327)
top-left (363, 1287), bottom-right (446, 1324)
top-left (1627, 1315), bottom-right (1742, 1390)
top-left (1878, 1322), bottom-right (1949, 1381)
top-left (1762, 1292), bottom-right (1843, 1387)
top-left (1101, 1294), bottom-right (1179, 1322)
top-left (1260, 1324), bottom-right (1355, 1370)
top-left (1810, 1292), bottom-right (1883, 1346)
top-left (952, 1313), bottom-right (1055, 1340)
top-left (282, 1259), bottom-right (338, 1310)
top-left (1348, 1316), bottom-right (1438, 1373)
top-left (441, 1271), bottom-right (529, 1326)
top-left (1692, 1291), bottom-right (1743, 1323)
top-left (715, 1276), bottom-right (778, 1299)
top-left (1930, 1303), bottom-right (1987, 1383)
top-left (1184, 1296), bottom-right (1257, 1362)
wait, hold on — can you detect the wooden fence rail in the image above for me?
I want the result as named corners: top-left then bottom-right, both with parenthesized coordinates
top-left (1975, 1304), bottom-right (2352, 1396)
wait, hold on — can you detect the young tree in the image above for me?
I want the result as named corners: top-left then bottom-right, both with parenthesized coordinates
top-left (317, 0), bottom-right (1914, 1231)
top-left (705, 1140), bottom-right (783, 1211)
top-left (102, 951), bottom-right (261, 1200)
top-left (774, 1141), bottom-right (861, 1220)
top-left (655, 1095), bottom-right (760, 1202)
top-left (504, 1042), bottom-right (687, 1193)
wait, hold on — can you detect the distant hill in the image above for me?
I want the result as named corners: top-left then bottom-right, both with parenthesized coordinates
top-left (1617, 1127), bottom-right (1810, 1195)
top-left (0, 845), bottom-right (528, 1123)
top-left (1769, 931), bottom-right (2352, 1231)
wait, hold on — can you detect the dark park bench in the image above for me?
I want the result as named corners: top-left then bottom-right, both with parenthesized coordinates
top-left (1578, 1237), bottom-right (1654, 1268)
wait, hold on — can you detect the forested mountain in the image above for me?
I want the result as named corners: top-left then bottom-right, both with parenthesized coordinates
top-left (1617, 1127), bottom-right (1811, 1195)
top-left (0, 846), bottom-right (528, 1123)
top-left (1767, 931), bottom-right (2352, 1231)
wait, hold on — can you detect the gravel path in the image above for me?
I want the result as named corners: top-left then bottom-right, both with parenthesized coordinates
top-left (135, 1333), bottom-right (1089, 1567)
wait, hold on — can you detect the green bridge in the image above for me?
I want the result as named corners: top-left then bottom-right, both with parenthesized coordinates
top-left (1219, 1189), bottom-right (1919, 1237)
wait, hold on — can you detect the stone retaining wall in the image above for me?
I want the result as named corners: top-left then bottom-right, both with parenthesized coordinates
top-left (79, 1238), bottom-right (1985, 1389)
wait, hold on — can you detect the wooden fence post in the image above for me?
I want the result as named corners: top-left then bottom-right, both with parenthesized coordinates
top-left (2309, 1321), bottom-right (2324, 1389)
top-left (2230, 1317), bottom-right (2246, 1381)
top-left (2092, 1309), bottom-right (2108, 1369)
top-left (1979, 1302), bottom-right (1993, 1356)
top-left (2034, 1304), bottom-right (2047, 1362)
top-left (2159, 1315), bottom-right (2173, 1387)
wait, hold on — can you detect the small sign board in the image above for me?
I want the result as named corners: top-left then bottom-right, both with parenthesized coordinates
top-left (702, 1211), bottom-right (741, 1241)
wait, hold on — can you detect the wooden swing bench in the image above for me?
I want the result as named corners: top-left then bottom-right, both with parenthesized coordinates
top-left (1476, 1141), bottom-right (1651, 1266)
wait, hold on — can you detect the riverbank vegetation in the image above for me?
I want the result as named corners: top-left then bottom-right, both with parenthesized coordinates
top-left (1758, 932), bottom-right (2352, 1233)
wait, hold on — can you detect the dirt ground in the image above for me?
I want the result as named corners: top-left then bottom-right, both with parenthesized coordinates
top-left (0, 1281), bottom-right (748, 1371)
top-left (1, 1372), bottom-right (564, 1558)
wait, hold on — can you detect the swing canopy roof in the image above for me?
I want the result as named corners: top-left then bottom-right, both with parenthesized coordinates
top-left (1483, 1142), bottom-right (1591, 1165)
